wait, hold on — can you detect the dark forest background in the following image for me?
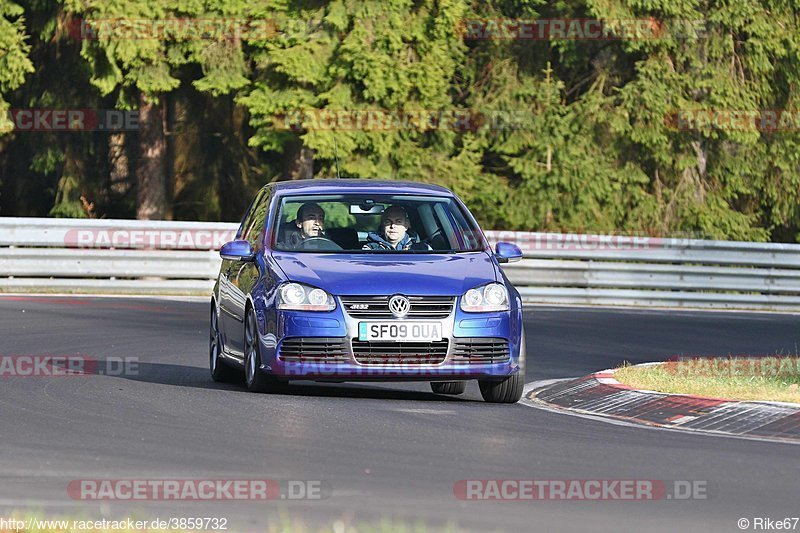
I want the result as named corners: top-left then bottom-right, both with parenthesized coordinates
top-left (0, 0), bottom-right (798, 243)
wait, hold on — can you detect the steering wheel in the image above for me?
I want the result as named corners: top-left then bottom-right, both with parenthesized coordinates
top-left (297, 236), bottom-right (343, 251)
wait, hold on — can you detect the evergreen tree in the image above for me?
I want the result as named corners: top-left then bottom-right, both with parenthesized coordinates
top-left (0, 0), bottom-right (32, 133)
top-left (0, 0), bottom-right (797, 241)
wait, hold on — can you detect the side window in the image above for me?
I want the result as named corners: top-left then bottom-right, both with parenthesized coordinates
top-left (237, 189), bottom-right (265, 240)
top-left (243, 192), bottom-right (270, 250)
top-left (449, 203), bottom-right (481, 250)
top-left (235, 188), bottom-right (270, 251)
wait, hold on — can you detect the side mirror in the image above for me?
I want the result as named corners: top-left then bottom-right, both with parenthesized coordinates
top-left (220, 240), bottom-right (255, 262)
top-left (495, 242), bottom-right (523, 263)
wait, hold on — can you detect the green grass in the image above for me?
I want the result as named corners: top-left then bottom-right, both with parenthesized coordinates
top-left (613, 357), bottom-right (800, 404)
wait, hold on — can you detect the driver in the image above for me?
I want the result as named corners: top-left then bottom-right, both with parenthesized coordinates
top-left (285, 202), bottom-right (326, 248)
top-left (363, 205), bottom-right (429, 251)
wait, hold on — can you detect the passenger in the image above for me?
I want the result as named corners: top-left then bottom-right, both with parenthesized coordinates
top-left (362, 205), bottom-right (430, 251)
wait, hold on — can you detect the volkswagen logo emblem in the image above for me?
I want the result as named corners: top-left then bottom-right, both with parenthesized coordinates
top-left (388, 295), bottom-right (411, 318)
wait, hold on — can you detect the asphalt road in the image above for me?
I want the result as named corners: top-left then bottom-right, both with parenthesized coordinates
top-left (0, 296), bottom-right (798, 532)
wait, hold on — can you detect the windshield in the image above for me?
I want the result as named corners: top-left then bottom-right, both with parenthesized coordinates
top-left (272, 194), bottom-right (486, 253)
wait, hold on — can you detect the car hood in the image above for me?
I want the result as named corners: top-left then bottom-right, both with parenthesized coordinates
top-left (271, 251), bottom-right (499, 296)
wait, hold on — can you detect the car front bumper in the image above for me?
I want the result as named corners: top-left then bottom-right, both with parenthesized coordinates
top-left (259, 304), bottom-right (523, 382)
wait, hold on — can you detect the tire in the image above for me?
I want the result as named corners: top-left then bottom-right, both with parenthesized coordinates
top-left (478, 330), bottom-right (526, 404)
top-left (430, 381), bottom-right (466, 395)
top-left (244, 308), bottom-right (275, 393)
top-left (210, 304), bottom-right (238, 382)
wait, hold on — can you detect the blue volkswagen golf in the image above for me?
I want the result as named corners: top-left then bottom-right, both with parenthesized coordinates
top-left (210, 179), bottom-right (526, 403)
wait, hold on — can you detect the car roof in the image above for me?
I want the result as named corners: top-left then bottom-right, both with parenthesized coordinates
top-left (267, 179), bottom-right (453, 196)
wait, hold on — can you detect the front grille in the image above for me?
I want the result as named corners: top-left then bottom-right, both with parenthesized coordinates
top-left (352, 340), bottom-right (449, 365)
top-left (340, 295), bottom-right (455, 318)
top-left (451, 338), bottom-right (510, 364)
top-left (279, 337), bottom-right (349, 362)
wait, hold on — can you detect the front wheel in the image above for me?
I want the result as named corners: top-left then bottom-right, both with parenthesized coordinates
top-left (478, 331), bottom-right (526, 403)
top-left (244, 308), bottom-right (278, 393)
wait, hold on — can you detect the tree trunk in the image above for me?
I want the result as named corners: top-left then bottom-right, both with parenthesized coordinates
top-left (0, 137), bottom-right (13, 216)
top-left (108, 132), bottom-right (130, 195)
top-left (283, 138), bottom-right (314, 180)
top-left (136, 93), bottom-right (168, 220)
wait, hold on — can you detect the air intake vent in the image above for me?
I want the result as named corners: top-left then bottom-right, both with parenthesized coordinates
top-left (451, 338), bottom-right (510, 364)
top-left (279, 337), bottom-right (349, 362)
top-left (351, 340), bottom-right (449, 365)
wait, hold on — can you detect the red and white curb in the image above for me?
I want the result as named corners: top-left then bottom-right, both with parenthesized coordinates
top-left (523, 363), bottom-right (800, 444)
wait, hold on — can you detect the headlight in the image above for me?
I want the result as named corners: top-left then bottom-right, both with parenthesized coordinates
top-left (277, 282), bottom-right (336, 311)
top-left (281, 283), bottom-right (306, 305)
top-left (464, 288), bottom-right (483, 307)
top-left (460, 283), bottom-right (509, 312)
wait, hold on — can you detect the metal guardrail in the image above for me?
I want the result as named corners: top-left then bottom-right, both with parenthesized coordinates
top-left (0, 218), bottom-right (237, 295)
top-left (482, 231), bottom-right (800, 311)
top-left (1, 218), bottom-right (799, 311)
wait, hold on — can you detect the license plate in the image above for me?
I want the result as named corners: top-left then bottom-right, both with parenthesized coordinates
top-left (358, 322), bottom-right (443, 342)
